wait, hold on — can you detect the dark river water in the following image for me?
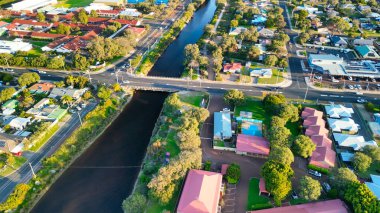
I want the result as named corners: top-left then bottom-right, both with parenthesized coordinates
top-left (31, 0), bottom-right (216, 212)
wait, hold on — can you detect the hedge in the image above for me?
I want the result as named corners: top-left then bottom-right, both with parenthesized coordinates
top-left (307, 164), bottom-right (330, 175)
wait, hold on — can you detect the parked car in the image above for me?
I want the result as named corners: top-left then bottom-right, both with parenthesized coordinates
top-left (314, 75), bottom-right (322, 80)
top-left (76, 106), bottom-right (82, 111)
top-left (371, 78), bottom-right (376, 82)
top-left (331, 77), bottom-right (339, 83)
top-left (291, 191), bottom-right (299, 199)
top-left (38, 70), bottom-right (46, 74)
top-left (6, 68), bottom-right (14, 72)
top-left (347, 76), bottom-right (353, 81)
top-left (357, 98), bottom-right (367, 103)
top-left (347, 85), bottom-right (354, 90)
top-left (80, 103), bottom-right (87, 108)
top-left (322, 182), bottom-right (331, 192)
top-left (308, 169), bottom-right (322, 177)
top-left (357, 85), bottom-right (362, 90)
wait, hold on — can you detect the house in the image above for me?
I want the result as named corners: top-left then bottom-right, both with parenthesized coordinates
top-left (296, 5), bottom-right (318, 14)
top-left (8, 117), bottom-right (30, 130)
top-left (109, 19), bottom-right (141, 26)
top-left (33, 98), bottom-right (50, 109)
top-left (340, 152), bottom-right (354, 162)
top-left (177, 169), bottom-right (223, 213)
top-left (236, 134), bottom-right (270, 157)
top-left (303, 116), bottom-right (325, 128)
top-left (311, 18), bottom-right (322, 29)
top-left (93, 0), bottom-right (124, 6)
top-left (340, 4), bottom-right (356, 10)
top-left (2, 100), bottom-right (18, 111)
top-left (128, 27), bottom-right (146, 36)
top-left (223, 63), bottom-right (242, 73)
top-left (331, 36), bottom-right (348, 47)
top-left (327, 118), bottom-right (359, 134)
top-left (248, 199), bottom-right (348, 213)
top-left (48, 87), bottom-right (86, 100)
top-left (214, 110), bottom-right (232, 140)
top-left (249, 68), bottom-right (272, 78)
top-left (258, 28), bottom-right (274, 38)
top-left (96, 10), bottom-right (120, 17)
top-left (305, 125), bottom-right (329, 137)
top-left (252, 16), bottom-right (267, 25)
top-left (358, 5), bottom-right (371, 12)
top-left (229, 27), bottom-right (247, 36)
top-left (2, 108), bottom-right (15, 116)
top-left (120, 8), bottom-right (142, 17)
top-left (309, 146), bottom-right (336, 168)
top-left (325, 104), bottom-right (354, 119)
top-left (353, 38), bottom-right (374, 46)
top-left (301, 107), bottom-right (323, 119)
top-left (369, 122), bottom-right (380, 138)
top-left (0, 132), bottom-right (26, 154)
top-left (314, 37), bottom-right (330, 45)
top-left (0, 39), bottom-right (32, 54)
top-left (29, 82), bottom-right (55, 94)
top-left (9, 19), bottom-right (53, 31)
top-left (84, 3), bottom-right (113, 13)
top-left (333, 133), bottom-right (378, 151)
top-left (365, 174), bottom-right (380, 200)
top-left (27, 102), bottom-right (66, 120)
top-left (317, 27), bottom-right (330, 35)
top-left (10, 0), bottom-right (58, 12)
top-left (355, 45), bottom-right (380, 58)
top-left (310, 135), bottom-right (332, 148)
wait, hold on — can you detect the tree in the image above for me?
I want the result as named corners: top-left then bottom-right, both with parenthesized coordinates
top-left (263, 93), bottom-right (286, 114)
top-left (353, 152), bottom-right (372, 173)
top-left (328, 17), bottom-right (349, 34)
top-left (223, 89), bottom-right (245, 108)
top-left (293, 135), bottom-right (316, 158)
top-left (113, 83), bottom-right (121, 92)
top-left (230, 19), bottom-right (238, 28)
top-left (75, 76), bottom-right (89, 89)
top-left (298, 32), bottom-right (310, 44)
top-left (52, 15), bottom-right (59, 22)
top-left (73, 53), bottom-right (88, 70)
top-left (177, 130), bottom-right (201, 150)
top-left (0, 184), bottom-right (31, 211)
top-left (90, 10), bottom-right (98, 17)
top-left (299, 176), bottom-right (321, 201)
top-left (269, 146), bottom-right (294, 165)
top-left (344, 182), bottom-right (380, 213)
top-left (331, 168), bottom-right (358, 191)
top-left (122, 193), bottom-right (147, 213)
top-left (37, 12), bottom-right (45, 22)
top-left (47, 56), bottom-right (65, 69)
top-left (268, 126), bottom-right (292, 148)
top-left (76, 9), bottom-right (88, 24)
top-left (270, 116), bottom-right (285, 128)
top-left (277, 104), bottom-right (299, 122)
top-left (277, 58), bottom-right (288, 68)
top-left (362, 145), bottom-right (380, 161)
top-left (54, 81), bottom-right (65, 88)
top-left (17, 90), bottom-right (34, 109)
top-left (184, 44), bottom-right (200, 66)
top-left (82, 91), bottom-right (92, 100)
top-left (18, 73), bottom-right (40, 87)
top-left (0, 87), bottom-right (16, 103)
top-left (248, 46), bottom-right (260, 60)
top-left (97, 86), bottom-right (112, 100)
top-left (226, 163), bottom-right (241, 184)
top-left (264, 55), bottom-right (278, 66)
top-left (61, 95), bottom-right (73, 106)
top-left (261, 160), bottom-right (294, 205)
top-left (56, 23), bottom-right (71, 35)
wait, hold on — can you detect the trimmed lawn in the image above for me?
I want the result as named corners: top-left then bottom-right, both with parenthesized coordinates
top-left (247, 178), bottom-right (273, 211)
top-left (29, 124), bottom-right (60, 152)
top-left (55, 0), bottom-right (93, 7)
top-left (179, 92), bottom-right (207, 107)
top-left (290, 198), bottom-right (309, 205)
top-left (234, 98), bottom-right (267, 122)
top-left (30, 41), bottom-right (49, 48)
top-left (166, 129), bottom-right (180, 157)
top-left (0, 156), bottom-right (27, 177)
top-left (257, 69), bottom-right (284, 85)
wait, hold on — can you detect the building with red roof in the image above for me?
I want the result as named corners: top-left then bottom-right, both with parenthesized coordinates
top-left (247, 199), bottom-right (348, 213)
top-left (259, 178), bottom-right (270, 196)
top-left (223, 62), bottom-right (242, 73)
top-left (96, 10), bottom-right (120, 17)
top-left (303, 116), bottom-right (325, 128)
top-left (301, 107), bottom-right (323, 119)
top-left (310, 135), bottom-right (332, 148)
top-left (8, 30), bottom-right (66, 40)
top-left (236, 134), bottom-right (270, 157)
top-left (42, 31), bottom-right (98, 53)
top-left (309, 146), bottom-right (336, 168)
top-left (109, 19), bottom-right (141, 26)
top-left (128, 27), bottom-right (146, 36)
top-left (305, 125), bottom-right (329, 137)
top-left (11, 19), bottom-right (52, 29)
top-left (87, 17), bottom-right (110, 24)
top-left (177, 169), bottom-right (223, 213)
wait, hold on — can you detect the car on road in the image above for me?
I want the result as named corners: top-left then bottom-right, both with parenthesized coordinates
top-left (347, 85), bottom-right (354, 90)
top-left (322, 182), bottom-right (331, 192)
top-left (69, 109), bottom-right (76, 113)
top-left (308, 169), bottom-right (322, 177)
top-left (347, 76), bottom-right (352, 81)
top-left (371, 78), bottom-right (376, 82)
top-left (314, 75), bottom-right (322, 80)
top-left (80, 103), bottom-right (87, 108)
top-left (76, 106), bottom-right (82, 111)
top-left (357, 98), bottom-right (367, 103)
top-left (122, 80), bottom-right (130, 84)
top-left (38, 70), bottom-right (46, 74)
top-left (291, 191), bottom-right (298, 199)
top-left (331, 77), bottom-right (339, 83)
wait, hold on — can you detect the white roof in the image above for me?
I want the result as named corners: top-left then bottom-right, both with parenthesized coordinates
top-left (2, 108), bottom-right (15, 116)
top-left (325, 104), bottom-right (354, 118)
top-left (84, 3), bottom-right (113, 12)
top-left (333, 133), bottom-right (378, 150)
top-left (327, 118), bottom-right (358, 133)
top-left (366, 174), bottom-right (380, 200)
top-left (9, 117), bottom-right (30, 128)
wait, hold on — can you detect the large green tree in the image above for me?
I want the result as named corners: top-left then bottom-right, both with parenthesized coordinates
top-left (363, 145), bottom-right (380, 161)
top-left (268, 126), bottom-right (292, 148)
top-left (268, 146), bottom-right (294, 165)
top-left (277, 104), bottom-right (299, 122)
top-left (122, 193), bottom-right (147, 213)
top-left (331, 168), bottom-right (358, 191)
top-left (0, 87), bottom-right (16, 103)
top-left (344, 182), bottom-right (380, 213)
top-left (226, 163), bottom-right (241, 184)
top-left (292, 135), bottom-right (316, 158)
top-left (263, 94), bottom-right (286, 114)
top-left (223, 89), bottom-right (245, 108)
top-left (184, 44), bottom-right (200, 66)
top-left (299, 176), bottom-right (321, 201)
top-left (353, 152), bottom-right (372, 173)
top-left (18, 72), bottom-right (40, 87)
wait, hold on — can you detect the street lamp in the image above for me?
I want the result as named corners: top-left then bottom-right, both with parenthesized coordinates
top-left (303, 85), bottom-right (309, 103)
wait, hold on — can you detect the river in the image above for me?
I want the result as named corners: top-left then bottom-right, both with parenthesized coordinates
top-left (31, 0), bottom-right (216, 212)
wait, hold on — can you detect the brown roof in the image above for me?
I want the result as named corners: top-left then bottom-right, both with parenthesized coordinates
top-left (12, 19), bottom-right (51, 27)
top-left (109, 19), bottom-right (139, 26)
top-left (303, 116), bottom-right (325, 128)
top-left (29, 82), bottom-right (55, 93)
top-left (310, 135), bottom-right (332, 148)
top-left (87, 17), bottom-right (110, 23)
top-left (310, 146), bottom-right (336, 168)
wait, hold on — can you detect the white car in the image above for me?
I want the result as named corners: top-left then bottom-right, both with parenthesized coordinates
top-left (314, 75), bottom-right (322, 80)
top-left (308, 169), bottom-right (322, 177)
top-left (39, 70), bottom-right (46, 74)
top-left (347, 76), bottom-right (353, 81)
top-left (331, 77), bottom-right (339, 83)
top-left (348, 85), bottom-right (354, 90)
top-left (372, 78), bottom-right (376, 82)
top-left (322, 182), bottom-right (331, 192)
top-left (357, 98), bottom-right (367, 103)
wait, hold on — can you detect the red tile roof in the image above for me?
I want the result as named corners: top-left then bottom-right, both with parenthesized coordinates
top-left (29, 82), bottom-right (55, 92)
top-left (12, 19), bottom-right (51, 27)
top-left (223, 63), bottom-right (242, 72)
top-left (9, 30), bottom-right (66, 40)
top-left (87, 17), bottom-right (110, 23)
top-left (128, 27), bottom-right (145, 35)
top-left (305, 125), bottom-right (329, 137)
top-left (259, 178), bottom-right (269, 194)
top-left (0, 21), bottom-right (9, 28)
top-left (301, 107), bottom-right (323, 119)
top-left (310, 146), bottom-right (336, 168)
top-left (310, 135), bottom-right (332, 148)
top-left (96, 10), bottom-right (120, 15)
top-left (236, 134), bottom-right (270, 156)
top-left (303, 116), bottom-right (325, 128)
top-left (109, 19), bottom-right (139, 26)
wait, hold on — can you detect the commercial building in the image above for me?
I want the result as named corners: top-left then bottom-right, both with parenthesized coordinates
top-left (355, 45), bottom-right (380, 59)
top-left (177, 170), bottom-right (223, 213)
top-left (10, 0), bottom-right (58, 12)
top-left (214, 110), bottom-right (232, 140)
top-left (93, 0), bottom-right (124, 6)
top-left (0, 39), bottom-right (32, 54)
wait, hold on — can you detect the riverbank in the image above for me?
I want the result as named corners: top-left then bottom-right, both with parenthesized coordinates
top-left (0, 88), bottom-right (133, 212)
top-left (123, 91), bottom-right (209, 213)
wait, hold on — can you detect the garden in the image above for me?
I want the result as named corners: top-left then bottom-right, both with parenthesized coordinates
top-left (247, 178), bottom-right (272, 211)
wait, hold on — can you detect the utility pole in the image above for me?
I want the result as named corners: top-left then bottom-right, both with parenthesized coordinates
top-left (29, 162), bottom-right (36, 178)
top-left (303, 85), bottom-right (309, 103)
top-left (87, 70), bottom-right (92, 84)
top-left (77, 112), bottom-right (82, 126)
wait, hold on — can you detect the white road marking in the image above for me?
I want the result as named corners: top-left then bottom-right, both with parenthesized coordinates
top-left (320, 94), bottom-right (328, 97)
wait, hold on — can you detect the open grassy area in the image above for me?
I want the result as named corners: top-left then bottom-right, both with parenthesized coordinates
top-left (55, 0), bottom-right (93, 7)
top-left (165, 128), bottom-right (180, 157)
top-left (179, 91), bottom-right (208, 107)
top-left (29, 124), bottom-right (60, 152)
top-left (234, 97), bottom-right (267, 122)
top-left (247, 178), bottom-right (273, 211)
top-left (0, 156), bottom-right (27, 177)
top-left (257, 69), bottom-right (284, 85)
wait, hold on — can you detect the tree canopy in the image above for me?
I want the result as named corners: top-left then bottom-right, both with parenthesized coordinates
top-left (299, 176), bottom-right (321, 201)
top-left (18, 72), bottom-right (40, 87)
top-left (292, 135), bottom-right (316, 158)
top-left (122, 193), bottom-right (147, 213)
top-left (344, 182), bottom-right (380, 213)
top-left (331, 168), bottom-right (358, 191)
top-left (268, 146), bottom-right (294, 165)
top-left (226, 163), bottom-right (241, 184)
top-left (224, 89), bottom-right (245, 108)
top-left (353, 152), bottom-right (372, 173)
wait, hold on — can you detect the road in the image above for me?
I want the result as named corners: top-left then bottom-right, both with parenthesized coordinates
top-left (0, 102), bottom-right (96, 202)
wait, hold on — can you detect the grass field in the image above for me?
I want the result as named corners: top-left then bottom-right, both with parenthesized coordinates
top-left (257, 69), bottom-right (285, 85)
top-left (29, 124), bottom-right (60, 152)
top-left (165, 128), bottom-right (180, 157)
top-left (55, 0), bottom-right (93, 8)
top-left (247, 178), bottom-right (273, 211)
top-left (0, 156), bottom-right (27, 177)
top-left (234, 98), bottom-right (267, 122)
top-left (179, 91), bottom-right (208, 107)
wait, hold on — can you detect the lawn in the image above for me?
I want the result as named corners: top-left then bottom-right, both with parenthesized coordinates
top-left (257, 69), bottom-right (285, 85)
top-left (247, 178), bottom-right (273, 211)
top-left (55, 0), bottom-right (93, 7)
top-left (179, 91), bottom-right (208, 107)
top-left (214, 139), bottom-right (225, 147)
top-left (290, 198), bottom-right (309, 205)
top-left (165, 128), bottom-right (180, 157)
top-left (30, 41), bottom-right (49, 48)
top-left (29, 124), bottom-right (60, 152)
top-left (234, 98), bottom-right (267, 122)
top-left (0, 156), bottom-right (27, 177)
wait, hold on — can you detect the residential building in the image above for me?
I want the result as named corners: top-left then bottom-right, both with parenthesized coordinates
top-left (48, 87), bottom-right (86, 100)
top-left (247, 199), bottom-right (348, 213)
top-left (229, 27), bottom-right (247, 36)
top-left (331, 36), bottom-right (348, 47)
top-left (296, 5), bottom-right (318, 14)
top-left (223, 63), bottom-right (242, 73)
top-left (2, 100), bottom-right (18, 111)
top-left (29, 82), bottom-right (55, 94)
top-left (214, 110), bottom-right (232, 140)
top-left (301, 107), bottom-right (323, 119)
top-left (10, 0), bottom-right (58, 12)
top-left (303, 116), bottom-right (325, 128)
top-left (0, 132), bottom-right (26, 154)
top-left (8, 117), bottom-right (30, 130)
top-left (236, 134), bottom-right (270, 157)
top-left (333, 133), bottom-right (378, 151)
top-left (96, 10), bottom-right (120, 17)
top-left (314, 37), bottom-right (330, 45)
top-left (355, 45), bottom-right (380, 58)
top-left (177, 169), bottom-right (223, 213)
top-left (84, 3), bottom-right (113, 12)
top-left (365, 174), bottom-right (380, 200)
top-left (305, 125), bottom-right (329, 137)
top-left (249, 68), bottom-right (272, 78)
top-left (325, 104), bottom-right (353, 119)
top-left (327, 118), bottom-right (359, 134)
top-left (369, 122), bottom-right (380, 138)
top-left (0, 39), bottom-right (32, 54)
top-left (340, 152), bottom-right (354, 162)
top-left (128, 27), bottom-right (145, 36)
top-left (317, 27), bottom-right (330, 35)
top-left (109, 19), bottom-right (141, 26)
top-left (310, 135), bottom-right (332, 148)
top-left (120, 8), bottom-right (142, 17)
top-left (258, 28), bottom-right (274, 38)
top-left (2, 108), bottom-right (15, 116)
top-left (309, 146), bottom-right (336, 168)
top-left (93, 0), bottom-right (124, 6)
top-left (353, 38), bottom-right (374, 46)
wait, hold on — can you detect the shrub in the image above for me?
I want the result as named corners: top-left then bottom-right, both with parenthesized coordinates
top-left (226, 163), bottom-right (241, 184)
top-left (204, 160), bottom-right (211, 171)
top-left (307, 164), bottom-right (330, 175)
top-left (365, 102), bottom-right (375, 112)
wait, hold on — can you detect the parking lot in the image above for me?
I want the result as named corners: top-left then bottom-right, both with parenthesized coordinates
top-left (305, 46), bottom-right (357, 61)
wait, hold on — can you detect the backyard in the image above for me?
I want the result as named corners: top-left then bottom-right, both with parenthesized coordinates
top-left (246, 178), bottom-right (273, 211)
